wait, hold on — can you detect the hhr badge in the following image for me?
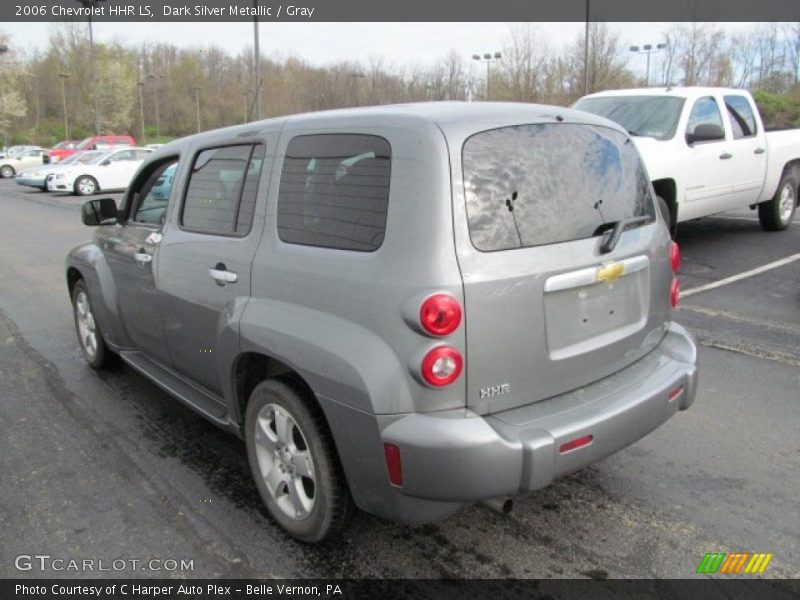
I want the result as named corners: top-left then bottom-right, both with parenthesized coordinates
top-left (480, 383), bottom-right (510, 399)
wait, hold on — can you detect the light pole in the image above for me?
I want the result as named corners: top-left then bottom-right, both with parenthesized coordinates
top-left (58, 72), bottom-right (70, 139)
top-left (351, 72), bottom-right (365, 106)
top-left (630, 43), bottom-right (667, 87)
top-left (137, 80), bottom-right (146, 144)
top-left (76, 1), bottom-right (101, 134)
top-left (584, 0), bottom-right (591, 95)
top-left (252, 0), bottom-right (261, 120)
top-left (146, 72), bottom-right (163, 138)
top-left (471, 52), bottom-right (501, 101)
top-left (193, 85), bottom-right (201, 133)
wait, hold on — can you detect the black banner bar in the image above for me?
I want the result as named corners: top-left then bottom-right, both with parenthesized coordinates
top-left (3, 579), bottom-right (800, 600)
top-left (3, 0), bottom-right (800, 22)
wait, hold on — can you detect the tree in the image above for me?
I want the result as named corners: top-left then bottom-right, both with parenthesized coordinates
top-left (0, 33), bottom-right (27, 145)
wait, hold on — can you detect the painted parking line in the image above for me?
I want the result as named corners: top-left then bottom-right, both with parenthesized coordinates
top-left (680, 253), bottom-right (800, 298)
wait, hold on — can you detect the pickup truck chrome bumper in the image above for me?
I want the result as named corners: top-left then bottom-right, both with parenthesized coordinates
top-left (380, 322), bottom-right (697, 503)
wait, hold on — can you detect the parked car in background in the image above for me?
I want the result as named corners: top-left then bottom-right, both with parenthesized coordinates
top-left (573, 87), bottom-right (800, 233)
top-left (0, 147), bottom-right (46, 178)
top-left (0, 145), bottom-right (40, 160)
top-left (16, 150), bottom-right (105, 191)
top-left (66, 103), bottom-right (697, 542)
top-left (48, 147), bottom-right (153, 195)
top-left (46, 134), bottom-right (136, 163)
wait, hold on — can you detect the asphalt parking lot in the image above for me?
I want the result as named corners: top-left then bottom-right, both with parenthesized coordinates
top-left (0, 179), bottom-right (797, 579)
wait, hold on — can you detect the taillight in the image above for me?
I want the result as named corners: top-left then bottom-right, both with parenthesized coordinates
top-left (670, 278), bottom-right (680, 308)
top-left (383, 443), bottom-right (403, 486)
top-left (670, 241), bottom-right (680, 273)
top-left (421, 346), bottom-right (463, 387)
top-left (419, 294), bottom-right (461, 337)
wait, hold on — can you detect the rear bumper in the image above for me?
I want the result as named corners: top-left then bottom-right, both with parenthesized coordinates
top-left (380, 322), bottom-right (697, 505)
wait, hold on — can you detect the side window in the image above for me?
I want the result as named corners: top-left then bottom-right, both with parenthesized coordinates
top-left (134, 149), bottom-right (152, 160)
top-left (724, 95), bottom-right (757, 139)
top-left (277, 134), bottom-right (391, 252)
top-left (181, 143), bottom-right (265, 235)
top-left (109, 150), bottom-right (134, 162)
top-left (686, 96), bottom-right (724, 140)
top-left (132, 159), bottom-right (180, 226)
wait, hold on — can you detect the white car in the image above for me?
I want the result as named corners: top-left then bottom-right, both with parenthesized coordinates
top-left (0, 147), bottom-right (45, 178)
top-left (16, 151), bottom-right (107, 190)
top-left (47, 147), bottom-right (154, 195)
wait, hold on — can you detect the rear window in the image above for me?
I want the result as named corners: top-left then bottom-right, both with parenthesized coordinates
top-left (463, 123), bottom-right (655, 252)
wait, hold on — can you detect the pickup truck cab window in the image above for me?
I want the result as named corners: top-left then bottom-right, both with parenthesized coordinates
top-left (724, 95), bottom-right (758, 139)
top-left (686, 96), bottom-right (725, 143)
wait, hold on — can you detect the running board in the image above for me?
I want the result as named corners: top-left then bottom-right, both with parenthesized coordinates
top-left (119, 350), bottom-right (229, 425)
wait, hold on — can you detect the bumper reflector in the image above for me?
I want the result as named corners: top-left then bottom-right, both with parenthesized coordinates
top-left (383, 443), bottom-right (403, 486)
top-left (668, 385), bottom-right (685, 402)
top-left (559, 435), bottom-right (594, 454)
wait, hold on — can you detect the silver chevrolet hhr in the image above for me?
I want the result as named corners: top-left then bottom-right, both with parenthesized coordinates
top-left (66, 102), bottom-right (698, 542)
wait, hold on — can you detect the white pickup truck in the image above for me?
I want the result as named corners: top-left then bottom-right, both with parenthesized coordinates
top-left (573, 87), bottom-right (800, 233)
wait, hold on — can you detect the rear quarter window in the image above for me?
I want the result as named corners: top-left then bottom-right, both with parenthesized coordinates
top-left (462, 123), bottom-right (654, 252)
top-left (276, 134), bottom-right (391, 252)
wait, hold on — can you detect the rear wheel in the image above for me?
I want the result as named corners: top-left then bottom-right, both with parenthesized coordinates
top-left (71, 279), bottom-right (111, 369)
top-left (245, 379), bottom-right (351, 542)
top-left (759, 174), bottom-right (797, 231)
top-left (74, 175), bottom-right (99, 196)
top-left (0, 165), bottom-right (15, 178)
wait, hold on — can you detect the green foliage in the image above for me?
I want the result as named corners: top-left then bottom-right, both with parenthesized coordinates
top-left (752, 89), bottom-right (800, 128)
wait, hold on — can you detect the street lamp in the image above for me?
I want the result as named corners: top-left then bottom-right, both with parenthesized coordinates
top-left (146, 72), bottom-right (164, 138)
top-left (137, 80), bottom-right (146, 145)
top-left (59, 73), bottom-right (70, 139)
top-left (472, 52), bottom-right (501, 101)
top-left (630, 43), bottom-right (668, 87)
top-left (252, 0), bottom-right (261, 120)
top-left (75, 0), bottom-right (103, 134)
top-left (193, 85), bottom-right (202, 133)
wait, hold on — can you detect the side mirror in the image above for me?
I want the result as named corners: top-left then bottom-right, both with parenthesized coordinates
top-left (82, 198), bottom-right (118, 226)
top-left (100, 159), bottom-right (111, 166)
top-left (686, 123), bottom-right (725, 145)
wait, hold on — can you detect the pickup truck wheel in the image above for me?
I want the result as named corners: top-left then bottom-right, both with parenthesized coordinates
top-left (245, 379), bottom-right (351, 542)
top-left (74, 175), bottom-right (99, 196)
top-left (71, 279), bottom-right (110, 369)
top-left (759, 175), bottom-right (797, 231)
top-left (0, 165), bottom-right (15, 178)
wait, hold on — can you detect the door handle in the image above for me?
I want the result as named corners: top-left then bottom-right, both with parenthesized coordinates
top-left (134, 249), bottom-right (152, 265)
top-left (719, 152), bottom-right (733, 160)
top-left (209, 263), bottom-right (237, 285)
top-left (754, 148), bottom-right (765, 155)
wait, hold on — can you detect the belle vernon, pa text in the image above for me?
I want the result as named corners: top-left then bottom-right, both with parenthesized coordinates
top-left (16, 584), bottom-right (343, 596)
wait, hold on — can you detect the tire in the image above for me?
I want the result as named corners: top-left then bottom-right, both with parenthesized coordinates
top-left (657, 195), bottom-right (677, 239)
top-left (74, 175), bottom-right (99, 196)
top-left (71, 279), bottom-right (111, 369)
top-left (758, 173), bottom-right (797, 231)
top-left (245, 379), bottom-right (351, 542)
top-left (0, 165), bottom-right (15, 178)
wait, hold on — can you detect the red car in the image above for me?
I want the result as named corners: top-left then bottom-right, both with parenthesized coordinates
top-left (46, 135), bottom-right (136, 163)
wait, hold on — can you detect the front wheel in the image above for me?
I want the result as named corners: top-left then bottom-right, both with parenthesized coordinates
top-left (245, 379), bottom-right (351, 542)
top-left (71, 279), bottom-right (111, 369)
top-left (759, 174), bottom-right (797, 231)
top-left (0, 165), bottom-right (15, 178)
top-left (74, 175), bottom-right (99, 196)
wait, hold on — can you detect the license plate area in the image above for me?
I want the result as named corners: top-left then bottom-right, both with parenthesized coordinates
top-left (544, 257), bottom-right (650, 360)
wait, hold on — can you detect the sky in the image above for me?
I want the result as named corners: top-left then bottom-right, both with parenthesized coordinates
top-left (5, 21), bottom-right (758, 75)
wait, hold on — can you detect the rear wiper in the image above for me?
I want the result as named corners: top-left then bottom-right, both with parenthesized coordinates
top-left (597, 216), bottom-right (652, 254)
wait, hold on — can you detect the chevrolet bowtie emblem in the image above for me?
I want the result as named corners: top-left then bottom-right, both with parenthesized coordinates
top-left (596, 262), bottom-right (625, 286)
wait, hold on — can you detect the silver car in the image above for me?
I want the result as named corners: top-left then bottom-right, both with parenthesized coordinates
top-left (66, 103), bottom-right (698, 542)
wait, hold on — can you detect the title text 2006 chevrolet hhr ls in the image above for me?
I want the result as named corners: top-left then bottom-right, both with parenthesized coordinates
top-left (66, 103), bottom-right (698, 541)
